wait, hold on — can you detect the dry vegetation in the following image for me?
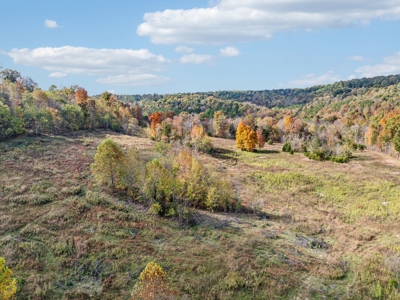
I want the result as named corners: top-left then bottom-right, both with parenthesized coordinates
top-left (1, 132), bottom-right (400, 299)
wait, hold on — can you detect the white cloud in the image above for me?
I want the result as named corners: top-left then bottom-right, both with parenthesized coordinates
top-left (7, 46), bottom-right (170, 75)
top-left (220, 46), bottom-right (240, 57)
top-left (348, 55), bottom-right (364, 61)
top-left (96, 74), bottom-right (171, 86)
top-left (44, 20), bottom-right (60, 29)
top-left (285, 71), bottom-right (340, 88)
top-left (175, 46), bottom-right (195, 53)
top-left (180, 54), bottom-right (213, 64)
top-left (48, 72), bottom-right (67, 78)
top-left (137, 0), bottom-right (400, 44)
top-left (356, 52), bottom-right (400, 77)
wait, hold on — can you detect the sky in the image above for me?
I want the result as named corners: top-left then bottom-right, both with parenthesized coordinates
top-left (1, 0), bottom-right (400, 96)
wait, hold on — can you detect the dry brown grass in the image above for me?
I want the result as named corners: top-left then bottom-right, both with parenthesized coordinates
top-left (0, 132), bottom-right (400, 299)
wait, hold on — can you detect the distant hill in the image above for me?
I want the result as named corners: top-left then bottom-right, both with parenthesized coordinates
top-left (105, 74), bottom-right (400, 118)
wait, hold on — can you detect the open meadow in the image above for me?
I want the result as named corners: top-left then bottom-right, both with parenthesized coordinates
top-left (1, 131), bottom-right (400, 299)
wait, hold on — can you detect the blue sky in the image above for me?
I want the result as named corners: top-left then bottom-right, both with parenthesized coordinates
top-left (1, 0), bottom-right (400, 95)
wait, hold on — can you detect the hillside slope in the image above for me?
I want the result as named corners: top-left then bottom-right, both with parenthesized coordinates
top-left (1, 132), bottom-right (400, 299)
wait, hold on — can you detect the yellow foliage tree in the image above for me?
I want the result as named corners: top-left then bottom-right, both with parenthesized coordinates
top-left (284, 115), bottom-right (292, 134)
top-left (244, 126), bottom-right (258, 152)
top-left (0, 257), bottom-right (17, 300)
top-left (131, 262), bottom-right (177, 300)
top-left (33, 89), bottom-right (49, 107)
top-left (236, 121), bottom-right (246, 150)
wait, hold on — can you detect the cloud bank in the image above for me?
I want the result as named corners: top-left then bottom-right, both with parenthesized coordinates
top-left (137, 0), bottom-right (400, 44)
top-left (356, 52), bottom-right (400, 77)
top-left (285, 71), bottom-right (340, 88)
top-left (97, 74), bottom-right (171, 86)
top-left (8, 46), bottom-right (170, 75)
top-left (7, 46), bottom-right (171, 86)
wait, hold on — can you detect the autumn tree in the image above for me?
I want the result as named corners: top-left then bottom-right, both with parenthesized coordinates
top-left (284, 115), bottom-right (292, 134)
top-left (149, 112), bottom-right (163, 138)
top-left (75, 87), bottom-right (89, 105)
top-left (244, 126), bottom-right (258, 152)
top-left (236, 121), bottom-right (246, 150)
top-left (0, 257), bottom-right (17, 300)
top-left (243, 114), bottom-right (256, 130)
top-left (256, 128), bottom-right (265, 149)
top-left (131, 262), bottom-right (177, 300)
top-left (33, 89), bottom-right (49, 107)
top-left (133, 105), bottom-right (143, 126)
top-left (91, 138), bottom-right (126, 190)
top-left (213, 111), bottom-right (228, 138)
top-left (190, 124), bottom-right (213, 153)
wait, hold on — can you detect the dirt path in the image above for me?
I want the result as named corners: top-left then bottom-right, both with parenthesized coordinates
top-left (365, 150), bottom-right (400, 168)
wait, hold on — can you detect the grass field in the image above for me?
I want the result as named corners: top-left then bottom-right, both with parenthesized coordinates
top-left (1, 132), bottom-right (400, 299)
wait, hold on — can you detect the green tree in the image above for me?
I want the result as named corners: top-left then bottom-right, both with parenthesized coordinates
top-left (122, 147), bottom-right (145, 195)
top-left (393, 133), bottom-right (400, 155)
top-left (0, 69), bottom-right (21, 83)
top-left (60, 104), bottom-right (84, 131)
top-left (0, 257), bottom-right (17, 300)
top-left (91, 138), bottom-right (126, 190)
top-left (0, 103), bottom-right (13, 139)
top-left (144, 159), bottom-right (174, 214)
top-left (213, 111), bottom-right (228, 138)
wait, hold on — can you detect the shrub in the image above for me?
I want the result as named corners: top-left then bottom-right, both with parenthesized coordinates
top-left (206, 179), bottom-right (236, 212)
top-left (357, 144), bottom-right (366, 151)
top-left (267, 139), bottom-right (273, 145)
top-left (329, 156), bottom-right (349, 163)
top-left (0, 257), bottom-right (17, 300)
top-left (282, 143), bottom-right (292, 152)
top-left (131, 262), bottom-right (177, 300)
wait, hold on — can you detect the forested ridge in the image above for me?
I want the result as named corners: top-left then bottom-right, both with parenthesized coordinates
top-left (112, 74), bottom-right (400, 112)
top-left (2, 68), bottom-right (400, 160)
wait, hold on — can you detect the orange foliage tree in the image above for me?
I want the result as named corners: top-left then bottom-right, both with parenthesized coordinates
top-left (148, 112), bottom-right (163, 137)
top-left (244, 125), bottom-right (258, 152)
top-left (256, 128), bottom-right (265, 149)
top-left (75, 88), bottom-right (89, 105)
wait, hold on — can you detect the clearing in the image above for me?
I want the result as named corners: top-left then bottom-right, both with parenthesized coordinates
top-left (1, 131), bottom-right (400, 299)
